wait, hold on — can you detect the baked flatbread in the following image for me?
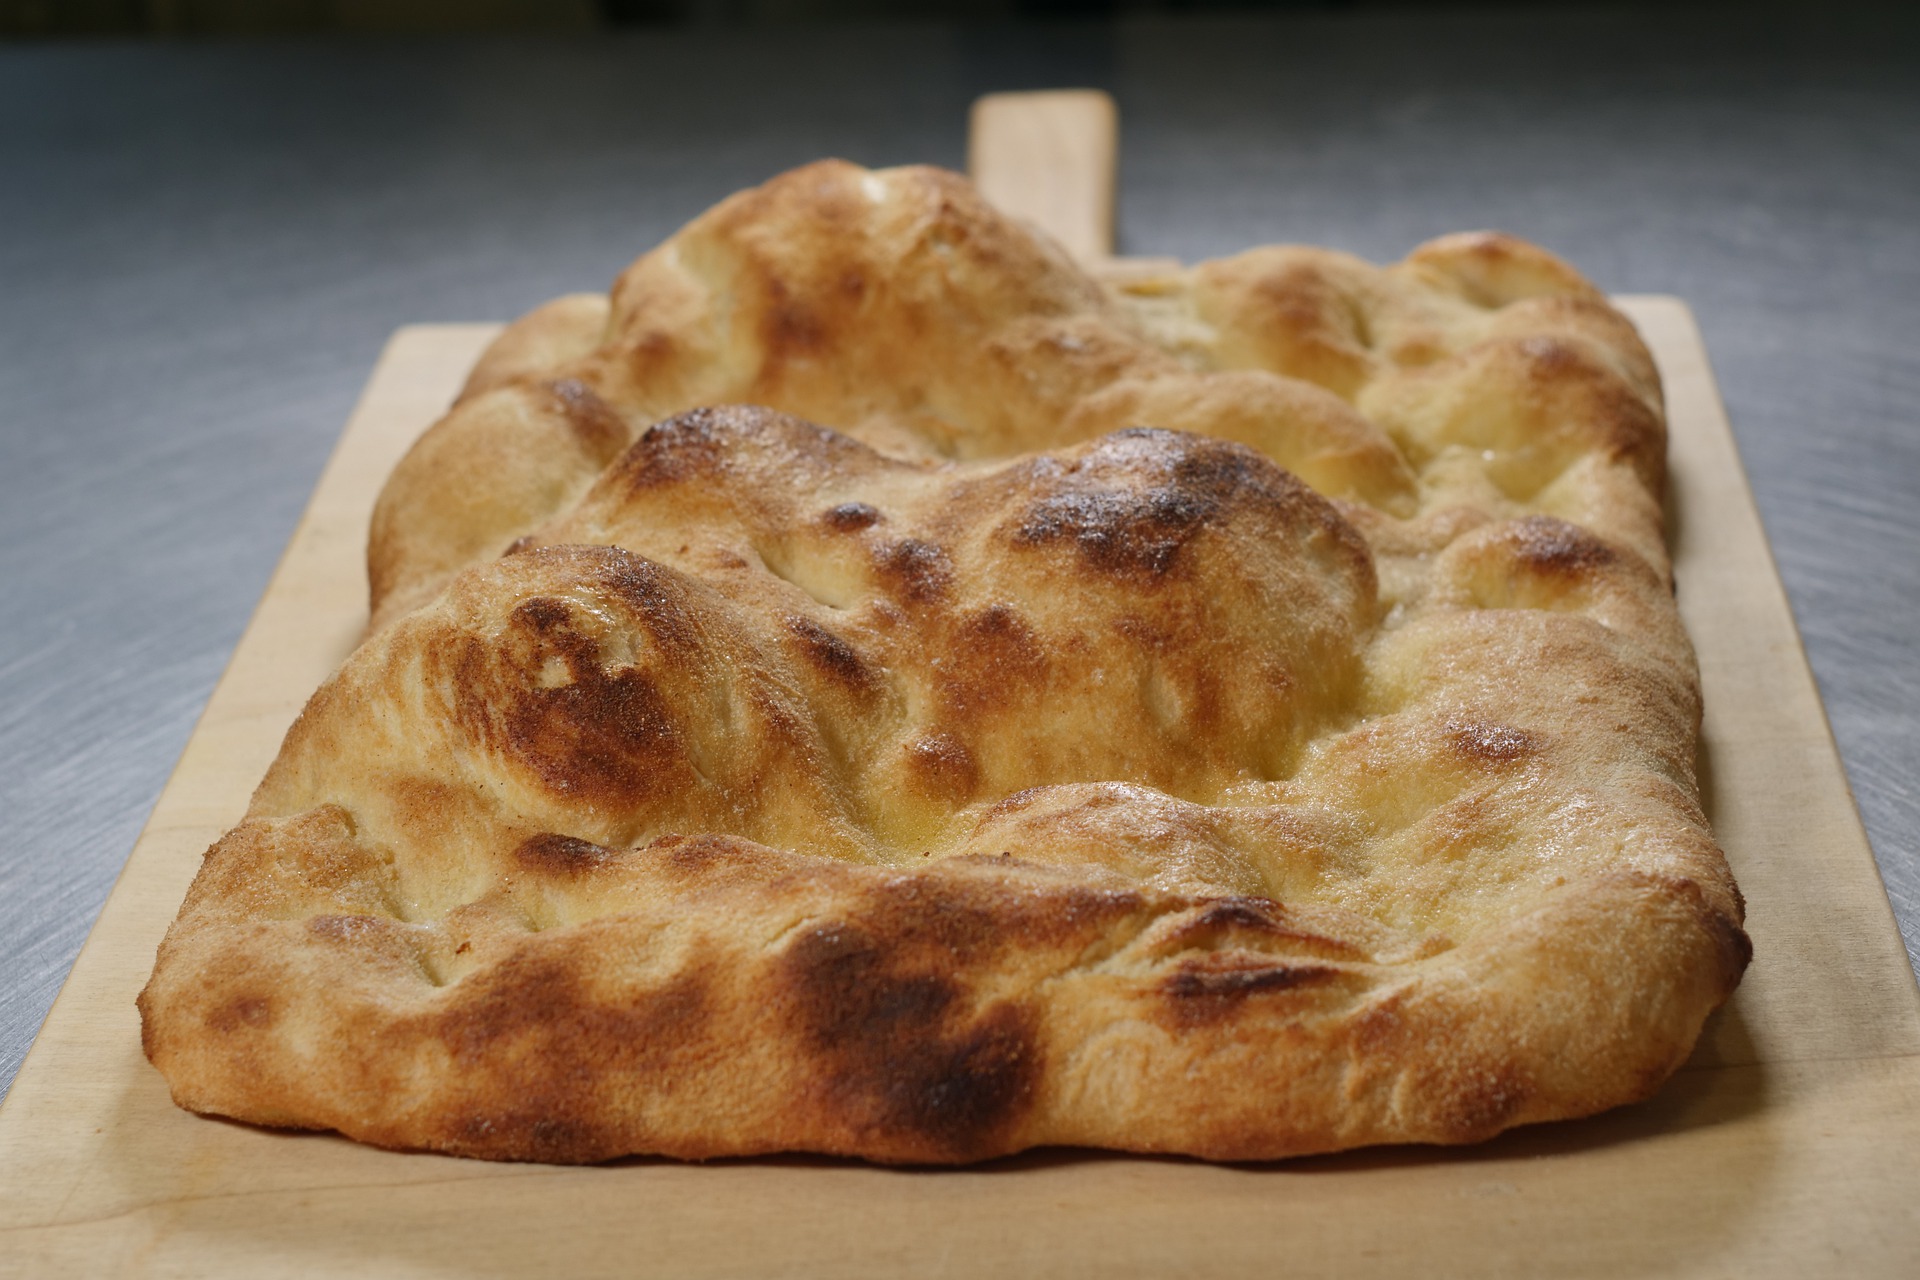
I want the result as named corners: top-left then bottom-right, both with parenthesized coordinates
top-left (139, 161), bottom-right (1748, 1163)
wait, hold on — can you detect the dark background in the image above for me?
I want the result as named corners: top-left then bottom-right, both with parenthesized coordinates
top-left (3, 0), bottom-right (1911, 36)
top-left (2, 4), bottom-right (1916, 1096)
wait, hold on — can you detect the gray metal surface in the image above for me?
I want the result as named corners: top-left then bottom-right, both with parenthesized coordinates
top-left (3, 11), bottom-right (1917, 1096)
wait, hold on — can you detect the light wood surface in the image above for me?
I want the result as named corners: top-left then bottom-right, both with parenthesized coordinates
top-left (0, 298), bottom-right (1915, 1277)
top-left (969, 90), bottom-right (1118, 260)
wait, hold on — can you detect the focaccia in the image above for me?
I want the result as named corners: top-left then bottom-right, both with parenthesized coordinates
top-left (138, 161), bottom-right (1748, 1163)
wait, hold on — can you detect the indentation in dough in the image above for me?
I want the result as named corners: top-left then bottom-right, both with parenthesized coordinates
top-left (757, 541), bottom-right (861, 610)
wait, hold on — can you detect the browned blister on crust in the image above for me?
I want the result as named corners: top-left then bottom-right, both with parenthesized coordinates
top-left (141, 162), bottom-right (1747, 1164)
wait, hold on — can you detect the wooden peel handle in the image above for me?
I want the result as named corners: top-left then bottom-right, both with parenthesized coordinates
top-left (968, 90), bottom-right (1118, 261)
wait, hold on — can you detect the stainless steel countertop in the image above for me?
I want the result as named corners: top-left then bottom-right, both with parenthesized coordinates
top-left (4, 11), bottom-right (1917, 1095)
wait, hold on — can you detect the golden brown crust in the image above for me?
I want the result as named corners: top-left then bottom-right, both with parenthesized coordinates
top-left (141, 161), bottom-right (1747, 1164)
top-left (365, 162), bottom-right (1419, 632)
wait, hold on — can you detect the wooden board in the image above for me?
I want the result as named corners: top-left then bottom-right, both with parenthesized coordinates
top-left (2, 299), bottom-right (1918, 1277)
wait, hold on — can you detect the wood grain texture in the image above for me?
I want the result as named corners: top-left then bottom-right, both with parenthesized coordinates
top-left (969, 90), bottom-right (1117, 260)
top-left (0, 301), bottom-right (1914, 1277)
